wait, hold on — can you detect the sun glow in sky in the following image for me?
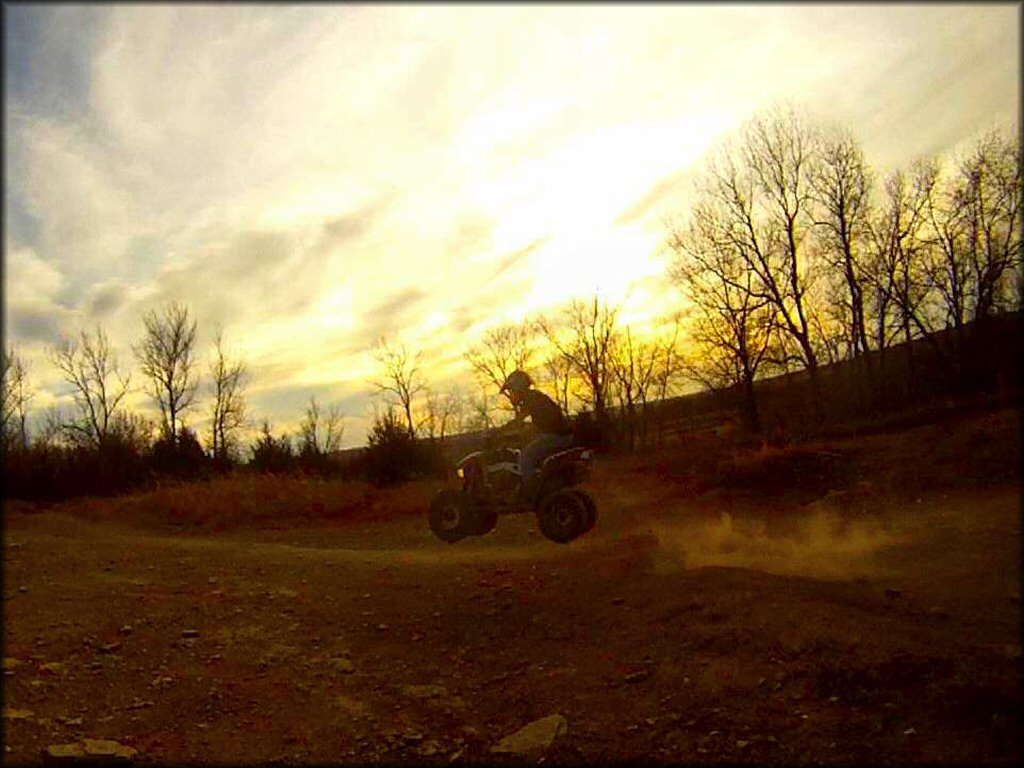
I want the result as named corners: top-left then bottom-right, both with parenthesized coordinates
top-left (3, 4), bottom-right (1019, 447)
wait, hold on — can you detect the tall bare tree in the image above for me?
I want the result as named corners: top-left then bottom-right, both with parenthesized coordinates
top-left (464, 322), bottom-right (534, 411)
top-left (207, 330), bottom-right (248, 463)
top-left (51, 325), bottom-right (132, 448)
top-left (371, 337), bottom-right (425, 438)
top-left (810, 126), bottom-right (873, 358)
top-left (2, 346), bottom-right (35, 449)
top-left (537, 296), bottom-right (618, 428)
top-left (693, 113), bottom-right (818, 374)
top-left (134, 302), bottom-right (199, 443)
top-left (740, 106), bottom-right (821, 370)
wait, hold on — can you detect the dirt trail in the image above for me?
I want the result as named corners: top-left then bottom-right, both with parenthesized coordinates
top-left (3, 416), bottom-right (1021, 765)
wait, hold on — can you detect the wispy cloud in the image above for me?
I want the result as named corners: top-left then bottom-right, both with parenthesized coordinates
top-left (615, 168), bottom-right (694, 228)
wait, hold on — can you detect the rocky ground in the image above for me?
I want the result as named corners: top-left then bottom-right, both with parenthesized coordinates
top-left (2, 406), bottom-right (1020, 764)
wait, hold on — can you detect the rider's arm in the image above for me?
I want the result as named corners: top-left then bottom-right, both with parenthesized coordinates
top-left (495, 416), bottom-right (518, 436)
top-left (498, 407), bottom-right (527, 434)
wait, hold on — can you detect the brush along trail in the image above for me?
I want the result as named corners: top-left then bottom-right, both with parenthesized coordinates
top-left (3, 407), bottom-right (1020, 764)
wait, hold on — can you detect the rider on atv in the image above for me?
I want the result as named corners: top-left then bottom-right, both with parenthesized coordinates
top-left (499, 370), bottom-right (574, 504)
top-left (427, 371), bottom-right (596, 544)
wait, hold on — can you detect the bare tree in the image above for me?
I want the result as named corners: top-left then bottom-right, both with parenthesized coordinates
top-left (464, 322), bottom-right (534, 411)
top-left (37, 404), bottom-right (71, 449)
top-left (651, 313), bottom-right (685, 403)
top-left (418, 386), bottom-right (462, 442)
top-left (465, 384), bottom-right (496, 432)
top-left (207, 331), bottom-right (248, 463)
top-left (806, 299), bottom-right (849, 366)
top-left (863, 220), bottom-right (898, 351)
top-left (609, 326), bottom-right (660, 450)
top-left (864, 164), bottom-right (936, 348)
top-left (669, 196), bottom-right (777, 434)
top-left (537, 296), bottom-right (618, 430)
top-left (1, 349), bottom-right (15, 439)
top-left (51, 325), bottom-right (132, 448)
top-left (2, 346), bottom-right (34, 449)
top-left (694, 115), bottom-right (818, 375)
top-left (371, 337), bottom-right (425, 438)
top-left (810, 126), bottom-right (873, 357)
top-left (299, 394), bottom-right (344, 456)
top-left (134, 302), bottom-right (199, 443)
top-left (918, 156), bottom-right (970, 331)
top-left (651, 313), bottom-right (686, 446)
top-left (739, 106), bottom-right (821, 370)
top-left (913, 131), bottom-right (1021, 332)
top-left (542, 353), bottom-right (574, 415)
top-left (957, 130), bottom-right (1021, 320)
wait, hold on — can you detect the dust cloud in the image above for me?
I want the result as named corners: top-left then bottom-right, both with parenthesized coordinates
top-left (647, 509), bottom-right (905, 580)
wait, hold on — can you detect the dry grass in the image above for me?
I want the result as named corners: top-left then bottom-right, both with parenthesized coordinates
top-left (58, 473), bottom-right (445, 533)
top-left (599, 404), bottom-right (1019, 514)
top-left (600, 433), bottom-right (848, 504)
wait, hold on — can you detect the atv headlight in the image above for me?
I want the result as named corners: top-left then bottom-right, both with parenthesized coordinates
top-left (456, 467), bottom-right (465, 478)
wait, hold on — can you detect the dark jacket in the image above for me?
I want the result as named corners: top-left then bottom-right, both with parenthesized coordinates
top-left (519, 389), bottom-right (571, 435)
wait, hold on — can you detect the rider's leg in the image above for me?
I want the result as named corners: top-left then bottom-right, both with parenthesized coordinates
top-left (519, 435), bottom-right (550, 502)
top-left (519, 433), bottom-right (573, 503)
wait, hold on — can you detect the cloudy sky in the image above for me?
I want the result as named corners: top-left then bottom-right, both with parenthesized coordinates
top-left (3, 4), bottom-right (1019, 448)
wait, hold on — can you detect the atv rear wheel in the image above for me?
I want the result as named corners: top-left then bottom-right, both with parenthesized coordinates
top-left (429, 489), bottom-right (473, 543)
top-left (537, 489), bottom-right (588, 543)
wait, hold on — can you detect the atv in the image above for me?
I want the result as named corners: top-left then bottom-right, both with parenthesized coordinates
top-left (428, 440), bottom-right (597, 544)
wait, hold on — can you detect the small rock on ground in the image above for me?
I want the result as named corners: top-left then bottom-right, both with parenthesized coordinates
top-left (43, 739), bottom-right (137, 762)
top-left (83, 739), bottom-right (138, 760)
top-left (43, 743), bottom-right (86, 761)
top-left (491, 714), bottom-right (568, 757)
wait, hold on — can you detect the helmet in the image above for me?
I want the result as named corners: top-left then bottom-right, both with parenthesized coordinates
top-left (502, 369), bottom-right (532, 394)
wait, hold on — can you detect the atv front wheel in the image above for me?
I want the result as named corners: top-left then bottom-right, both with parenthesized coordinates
top-left (429, 489), bottom-right (473, 543)
top-left (537, 489), bottom-right (588, 543)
